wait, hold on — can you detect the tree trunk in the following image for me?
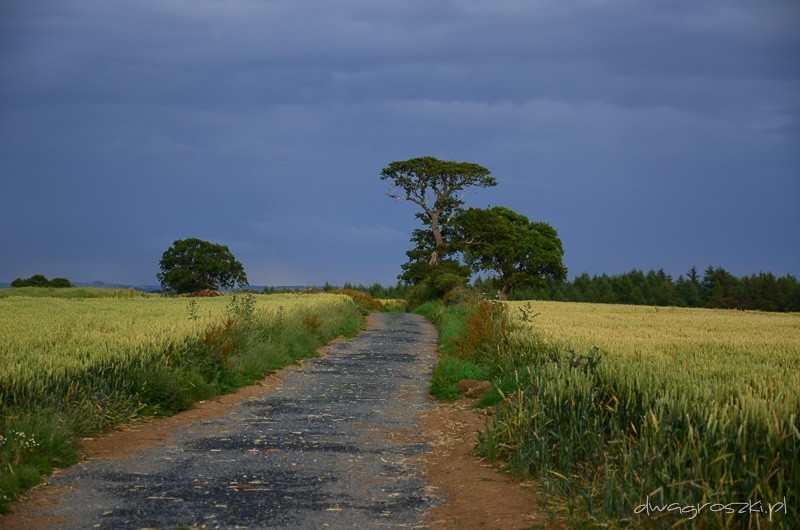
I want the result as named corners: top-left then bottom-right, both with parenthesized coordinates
top-left (498, 285), bottom-right (511, 301)
top-left (429, 210), bottom-right (443, 266)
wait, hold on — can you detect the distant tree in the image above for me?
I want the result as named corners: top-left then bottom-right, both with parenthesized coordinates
top-left (48, 277), bottom-right (73, 288)
top-left (687, 266), bottom-right (701, 287)
top-left (380, 156), bottom-right (496, 270)
top-left (613, 274), bottom-right (646, 305)
top-left (454, 206), bottom-right (567, 300)
top-left (11, 274), bottom-right (72, 288)
top-left (596, 274), bottom-right (617, 304)
top-left (776, 275), bottom-right (800, 312)
top-left (702, 266), bottom-right (741, 309)
top-left (676, 274), bottom-right (700, 307)
top-left (157, 238), bottom-right (248, 294)
top-left (645, 269), bottom-right (681, 306)
top-left (406, 260), bottom-right (472, 306)
top-left (12, 274), bottom-right (50, 287)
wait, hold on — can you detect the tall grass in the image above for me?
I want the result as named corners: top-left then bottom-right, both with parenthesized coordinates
top-left (424, 297), bottom-right (800, 528)
top-left (488, 303), bottom-right (799, 528)
top-left (0, 292), bottom-right (362, 512)
top-left (414, 300), bottom-right (495, 400)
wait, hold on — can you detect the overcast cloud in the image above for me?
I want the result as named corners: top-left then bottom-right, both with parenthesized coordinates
top-left (1, 0), bottom-right (798, 286)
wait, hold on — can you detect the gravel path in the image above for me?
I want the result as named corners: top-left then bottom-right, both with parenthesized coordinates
top-left (26, 312), bottom-right (440, 529)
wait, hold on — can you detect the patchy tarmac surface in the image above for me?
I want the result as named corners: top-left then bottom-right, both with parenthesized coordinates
top-left (13, 312), bottom-right (439, 529)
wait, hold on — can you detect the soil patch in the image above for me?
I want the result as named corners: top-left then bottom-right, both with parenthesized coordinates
top-left (420, 399), bottom-right (560, 529)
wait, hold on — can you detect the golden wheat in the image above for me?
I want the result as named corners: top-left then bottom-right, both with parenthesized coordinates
top-left (0, 293), bottom-right (355, 397)
top-left (506, 301), bottom-right (800, 421)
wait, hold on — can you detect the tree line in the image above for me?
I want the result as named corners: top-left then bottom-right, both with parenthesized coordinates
top-left (380, 156), bottom-right (798, 313)
top-left (490, 266), bottom-right (800, 312)
top-left (11, 274), bottom-right (73, 288)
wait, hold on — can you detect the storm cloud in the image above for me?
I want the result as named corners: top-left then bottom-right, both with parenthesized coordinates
top-left (2, 0), bottom-right (798, 285)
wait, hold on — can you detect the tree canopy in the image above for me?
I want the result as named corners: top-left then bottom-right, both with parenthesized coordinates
top-left (454, 206), bottom-right (567, 299)
top-left (380, 156), bottom-right (496, 267)
top-left (157, 238), bottom-right (248, 294)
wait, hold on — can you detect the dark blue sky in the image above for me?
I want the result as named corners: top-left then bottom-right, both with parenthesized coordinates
top-left (2, 0), bottom-right (798, 286)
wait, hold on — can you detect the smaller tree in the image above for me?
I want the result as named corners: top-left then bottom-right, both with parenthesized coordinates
top-left (157, 238), bottom-right (248, 294)
top-left (454, 206), bottom-right (567, 300)
top-left (405, 259), bottom-right (472, 306)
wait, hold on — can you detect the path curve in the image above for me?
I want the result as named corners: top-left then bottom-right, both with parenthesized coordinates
top-left (5, 312), bottom-right (439, 529)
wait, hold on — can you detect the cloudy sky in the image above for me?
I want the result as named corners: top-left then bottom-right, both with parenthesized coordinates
top-left (1, 0), bottom-right (798, 286)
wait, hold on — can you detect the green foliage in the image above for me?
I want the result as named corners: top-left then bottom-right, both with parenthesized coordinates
top-left (454, 206), bottom-right (567, 299)
top-left (430, 356), bottom-right (492, 401)
top-left (10, 274), bottom-right (72, 288)
top-left (407, 260), bottom-right (471, 306)
top-left (380, 156), bottom-right (496, 283)
top-left (511, 266), bottom-right (800, 312)
top-left (227, 293), bottom-right (257, 323)
top-left (415, 296), bottom-right (504, 401)
top-left (414, 299), bottom-right (469, 354)
top-left (157, 238), bottom-right (248, 294)
top-left (332, 281), bottom-right (411, 300)
top-left (380, 156), bottom-right (496, 238)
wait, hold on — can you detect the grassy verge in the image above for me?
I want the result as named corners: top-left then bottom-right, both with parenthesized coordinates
top-left (417, 294), bottom-right (798, 528)
top-left (0, 293), bottom-right (363, 512)
top-left (414, 300), bottom-right (491, 400)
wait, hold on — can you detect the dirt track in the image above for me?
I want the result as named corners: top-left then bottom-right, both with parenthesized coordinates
top-left (3, 312), bottom-right (553, 530)
top-left (4, 313), bottom-right (439, 529)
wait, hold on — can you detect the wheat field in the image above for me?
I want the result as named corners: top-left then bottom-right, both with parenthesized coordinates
top-left (0, 293), bottom-right (355, 389)
top-left (507, 301), bottom-right (800, 422)
top-left (479, 301), bottom-right (800, 527)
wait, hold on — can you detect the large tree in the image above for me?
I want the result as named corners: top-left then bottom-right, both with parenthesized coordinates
top-left (380, 156), bottom-right (496, 269)
top-left (454, 206), bottom-right (567, 300)
top-left (157, 238), bottom-right (248, 294)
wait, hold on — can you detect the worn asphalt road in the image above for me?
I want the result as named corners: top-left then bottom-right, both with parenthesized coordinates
top-left (23, 312), bottom-right (440, 529)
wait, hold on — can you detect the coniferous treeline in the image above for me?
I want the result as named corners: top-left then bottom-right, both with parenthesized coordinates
top-left (481, 266), bottom-right (800, 312)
